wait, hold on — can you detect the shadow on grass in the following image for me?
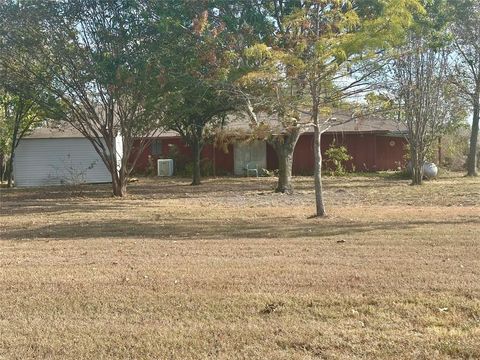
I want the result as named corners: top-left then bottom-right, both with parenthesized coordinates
top-left (2, 216), bottom-right (479, 242)
top-left (0, 177), bottom-right (278, 203)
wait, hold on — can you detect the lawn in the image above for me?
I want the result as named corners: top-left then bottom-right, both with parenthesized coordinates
top-left (0, 174), bottom-right (479, 359)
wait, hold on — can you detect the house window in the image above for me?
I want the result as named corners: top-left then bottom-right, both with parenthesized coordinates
top-left (151, 139), bottom-right (162, 156)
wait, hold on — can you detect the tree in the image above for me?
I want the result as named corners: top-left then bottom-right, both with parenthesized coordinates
top-left (0, 57), bottom-right (51, 186)
top-left (163, 85), bottom-right (237, 186)
top-left (450, 0), bottom-right (480, 176)
top-left (239, 43), bottom-right (308, 194)
top-left (240, 0), bottom-right (421, 216)
top-left (0, 92), bottom-right (44, 187)
top-left (391, 38), bottom-right (464, 185)
top-left (153, 2), bottom-right (245, 185)
top-left (0, 0), bottom-right (165, 196)
top-left (379, 0), bottom-right (467, 185)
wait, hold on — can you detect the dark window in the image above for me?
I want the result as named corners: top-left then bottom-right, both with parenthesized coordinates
top-left (151, 139), bottom-right (162, 156)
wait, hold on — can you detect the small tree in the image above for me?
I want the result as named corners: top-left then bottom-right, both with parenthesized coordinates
top-left (0, 93), bottom-right (44, 187)
top-left (239, 43), bottom-right (307, 194)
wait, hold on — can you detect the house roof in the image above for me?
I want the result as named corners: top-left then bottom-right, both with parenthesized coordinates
top-left (157, 111), bottom-right (406, 138)
top-left (26, 111), bottom-right (405, 139)
top-left (225, 111), bottom-right (406, 135)
top-left (324, 113), bottom-right (405, 134)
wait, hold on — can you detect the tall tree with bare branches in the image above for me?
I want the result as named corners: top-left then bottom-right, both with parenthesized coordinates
top-left (378, 0), bottom-right (468, 185)
top-left (450, 0), bottom-right (480, 176)
top-left (391, 38), bottom-right (462, 184)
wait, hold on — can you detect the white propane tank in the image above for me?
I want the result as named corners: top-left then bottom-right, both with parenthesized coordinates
top-left (406, 161), bottom-right (439, 179)
top-left (423, 162), bottom-right (438, 179)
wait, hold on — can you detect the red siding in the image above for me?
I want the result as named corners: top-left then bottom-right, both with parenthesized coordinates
top-left (204, 143), bottom-right (235, 175)
top-left (132, 137), bottom-right (186, 173)
top-left (375, 136), bottom-right (407, 170)
top-left (267, 133), bottom-right (406, 174)
top-left (130, 133), bottom-right (406, 175)
top-left (131, 138), bottom-right (234, 175)
top-left (336, 133), bottom-right (377, 171)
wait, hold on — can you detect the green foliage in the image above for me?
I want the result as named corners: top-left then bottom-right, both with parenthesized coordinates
top-left (439, 131), bottom-right (470, 171)
top-left (151, 1), bottom-right (252, 183)
top-left (176, 159), bottom-right (215, 178)
top-left (402, 123), bottom-right (470, 172)
top-left (0, 94), bottom-right (43, 145)
top-left (325, 143), bottom-right (353, 176)
top-left (238, 0), bottom-right (424, 136)
top-left (0, 92), bottom-right (44, 184)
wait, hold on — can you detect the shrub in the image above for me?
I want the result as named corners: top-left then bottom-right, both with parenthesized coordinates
top-left (325, 143), bottom-right (352, 176)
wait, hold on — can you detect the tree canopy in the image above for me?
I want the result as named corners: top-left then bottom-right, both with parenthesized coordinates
top-left (151, 1), bottom-right (247, 185)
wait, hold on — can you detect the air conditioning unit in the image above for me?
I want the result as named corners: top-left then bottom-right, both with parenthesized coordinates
top-left (157, 159), bottom-right (174, 177)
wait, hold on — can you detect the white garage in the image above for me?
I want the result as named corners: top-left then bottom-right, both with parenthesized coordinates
top-left (13, 127), bottom-right (122, 187)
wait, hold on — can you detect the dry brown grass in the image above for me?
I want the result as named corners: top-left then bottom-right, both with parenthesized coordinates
top-left (0, 173), bottom-right (479, 359)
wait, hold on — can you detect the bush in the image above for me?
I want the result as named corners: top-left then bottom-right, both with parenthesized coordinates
top-left (325, 143), bottom-right (352, 176)
top-left (201, 158), bottom-right (214, 177)
top-left (166, 144), bottom-right (190, 176)
top-left (439, 131), bottom-right (470, 171)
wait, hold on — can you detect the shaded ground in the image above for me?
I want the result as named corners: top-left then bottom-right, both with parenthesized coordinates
top-left (0, 173), bottom-right (479, 359)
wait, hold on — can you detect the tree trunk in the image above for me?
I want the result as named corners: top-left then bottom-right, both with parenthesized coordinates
top-left (467, 98), bottom-right (479, 177)
top-left (410, 146), bottom-right (423, 185)
top-left (7, 153), bottom-right (14, 187)
top-left (112, 181), bottom-right (127, 197)
top-left (118, 180), bottom-right (127, 197)
top-left (191, 135), bottom-right (202, 186)
top-left (313, 124), bottom-right (326, 217)
top-left (0, 153), bottom-right (4, 183)
top-left (437, 137), bottom-right (442, 166)
top-left (276, 148), bottom-right (294, 193)
top-left (271, 128), bottom-right (301, 194)
top-left (7, 124), bottom-right (19, 188)
top-left (111, 171), bottom-right (127, 197)
top-left (110, 146), bottom-right (127, 197)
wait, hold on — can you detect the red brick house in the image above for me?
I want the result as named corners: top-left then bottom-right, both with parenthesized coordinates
top-left (131, 114), bottom-right (407, 176)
